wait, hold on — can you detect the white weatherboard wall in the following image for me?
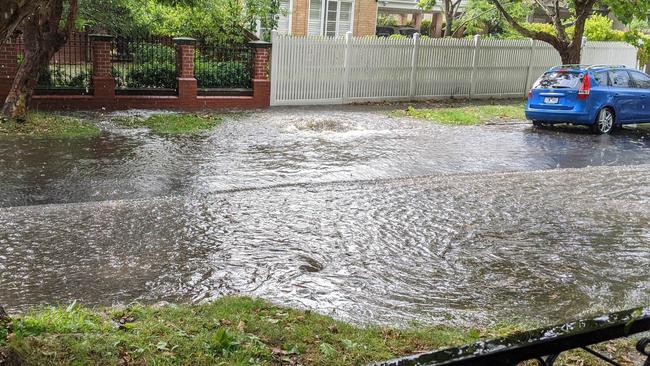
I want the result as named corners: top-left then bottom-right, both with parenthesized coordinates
top-left (270, 32), bottom-right (638, 106)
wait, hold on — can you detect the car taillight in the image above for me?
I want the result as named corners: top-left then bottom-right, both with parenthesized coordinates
top-left (577, 74), bottom-right (591, 100)
top-left (528, 89), bottom-right (532, 98)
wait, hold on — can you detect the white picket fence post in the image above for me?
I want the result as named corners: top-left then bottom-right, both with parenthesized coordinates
top-left (343, 31), bottom-right (352, 102)
top-left (409, 33), bottom-right (421, 99)
top-left (525, 38), bottom-right (536, 96)
top-left (469, 34), bottom-right (481, 99)
top-left (270, 30), bottom-right (279, 106)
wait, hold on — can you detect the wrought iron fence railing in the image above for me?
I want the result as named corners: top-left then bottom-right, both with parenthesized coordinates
top-left (194, 44), bottom-right (253, 95)
top-left (111, 35), bottom-right (177, 95)
top-left (15, 33), bottom-right (93, 95)
top-left (375, 307), bottom-right (650, 366)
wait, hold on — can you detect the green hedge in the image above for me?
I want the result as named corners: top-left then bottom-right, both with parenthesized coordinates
top-left (126, 62), bottom-right (177, 89)
top-left (195, 60), bottom-right (251, 89)
top-left (130, 42), bottom-right (175, 63)
top-left (37, 67), bottom-right (91, 89)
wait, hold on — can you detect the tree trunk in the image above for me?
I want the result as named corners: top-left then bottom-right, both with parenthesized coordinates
top-left (1, 38), bottom-right (52, 120)
top-left (1, 0), bottom-right (75, 121)
top-left (556, 42), bottom-right (582, 65)
top-left (0, 1), bottom-right (41, 46)
top-left (443, 0), bottom-right (453, 37)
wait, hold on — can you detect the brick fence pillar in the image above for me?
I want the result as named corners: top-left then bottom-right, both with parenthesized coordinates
top-left (89, 34), bottom-right (116, 100)
top-left (0, 38), bottom-right (19, 102)
top-left (248, 40), bottom-right (272, 107)
top-left (174, 37), bottom-right (197, 101)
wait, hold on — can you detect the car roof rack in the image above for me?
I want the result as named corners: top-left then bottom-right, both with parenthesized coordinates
top-left (550, 64), bottom-right (590, 70)
top-left (586, 64), bottom-right (627, 69)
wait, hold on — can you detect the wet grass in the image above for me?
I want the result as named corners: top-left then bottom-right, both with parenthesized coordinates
top-left (0, 297), bottom-right (641, 366)
top-left (395, 102), bottom-right (526, 125)
top-left (0, 111), bottom-right (101, 138)
top-left (112, 113), bottom-right (225, 135)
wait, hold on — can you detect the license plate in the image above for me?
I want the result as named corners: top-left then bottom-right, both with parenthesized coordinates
top-left (544, 97), bottom-right (559, 104)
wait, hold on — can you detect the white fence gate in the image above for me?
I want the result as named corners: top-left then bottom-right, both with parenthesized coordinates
top-left (270, 32), bottom-right (638, 106)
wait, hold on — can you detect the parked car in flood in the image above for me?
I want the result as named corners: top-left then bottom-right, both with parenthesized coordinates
top-left (526, 65), bottom-right (650, 134)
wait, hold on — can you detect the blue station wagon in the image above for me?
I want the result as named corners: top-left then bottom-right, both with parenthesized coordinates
top-left (525, 65), bottom-right (650, 134)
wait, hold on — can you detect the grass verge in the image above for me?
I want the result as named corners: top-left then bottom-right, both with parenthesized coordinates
top-left (0, 111), bottom-right (100, 138)
top-left (0, 297), bottom-right (641, 366)
top-left (113, 113), bottom-right (225, 135)
top-left (396, 102), bottom-right (526, 125)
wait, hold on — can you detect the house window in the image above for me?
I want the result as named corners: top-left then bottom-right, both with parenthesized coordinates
top-left (277, 0), bottom-right (292, 34)
top-left (308, 0), bottom-right (354, 37)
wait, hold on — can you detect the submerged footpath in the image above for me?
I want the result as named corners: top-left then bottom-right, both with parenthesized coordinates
top-left (0, 297), bottom-right (640, 366)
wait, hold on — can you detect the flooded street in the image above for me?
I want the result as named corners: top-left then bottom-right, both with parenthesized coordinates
top-left (2, 107), bottom-right (650, 327)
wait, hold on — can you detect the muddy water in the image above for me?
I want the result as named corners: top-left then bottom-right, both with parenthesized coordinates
top-left (1, 108), bottom-right (650, 326)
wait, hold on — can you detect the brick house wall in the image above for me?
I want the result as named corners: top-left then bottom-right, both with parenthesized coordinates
top-left (353, 0), bottom-right (378, 36)
top-left (289, 0), bottom-right (377, 36)
top-left (291, 0), bottom-right (309, 35)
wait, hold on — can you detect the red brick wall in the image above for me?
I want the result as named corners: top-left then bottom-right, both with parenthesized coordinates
top-left (0, 39), bottom-right (19, 101)
top-left (253, 48), bottom-right (269, 79)
top-left (0, 36), bottom-right (272, 110)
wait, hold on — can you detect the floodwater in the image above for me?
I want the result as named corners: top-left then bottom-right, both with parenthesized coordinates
top-left (1, 107), bottom-right (650, 326)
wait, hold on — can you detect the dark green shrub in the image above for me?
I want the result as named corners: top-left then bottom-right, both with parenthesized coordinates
top-left (194, 60), bottom-right (250, 88)
top-left (111, 65), bottom-right (127, 88)
top-left (420, 20), bottom-right (432, 36)
top-left (131, 42), bottom-right (175, 63)
top-left (37, 67), bottom-right (91, 89)
top-left (127, 62), bottom-right (176, 89)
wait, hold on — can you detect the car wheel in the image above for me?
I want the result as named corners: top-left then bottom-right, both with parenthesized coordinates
top-left (592, 108), bottom-right (615, 134)
top-left (532, 120), bottom-right (546, 128)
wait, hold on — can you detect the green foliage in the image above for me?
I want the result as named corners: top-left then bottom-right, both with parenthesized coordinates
top-left (127, 62), bottom-right (177, 89)
top-left (195, 60), bottom-right (251, 88)
top-left (461, 0), bottom-right (530, 36)
top-left (37, 67), bottom-right (91, 89)
top-left (417, 0), bottom-right (437, 11)
top-left (420, 19), bottom-right (432, 36)
top-left (77, 0), bottom-right (146, 35)
top-left (1, 296), bottom-right (640, 366)
top-left (78, 0), bottom-right (282, 45)
top-left (400, 102), bottom-right (526, 125)
top-left (1, 297), bottom-right (483, 365)
top-left (566, 14), bottom-right (620, 41)
top-left (624, 30), bottom-right (650, 66)
top-left (389, 34), bottom-right (408, 39)
top-left (112, 113), bottom-right (225, 135)
top-left (477, 0), bottom-right (650, 44)
top-left (378, 14), bottom-right (399, 27)
top-left (131, 42), bottom-right (176, 63)
top-left (601, 0), bottom-right (650, 25)
top-left (0, 112), bottom-right (101, 138)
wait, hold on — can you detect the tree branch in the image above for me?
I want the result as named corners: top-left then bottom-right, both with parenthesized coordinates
top-left (532, 0), bottom-right (554, 22)
top-left (62, 0), bottom-right (78, 38)
top-left (487, 0), bottom-right (561, 48)
top-left (0, 1), bottom-right (42, 46)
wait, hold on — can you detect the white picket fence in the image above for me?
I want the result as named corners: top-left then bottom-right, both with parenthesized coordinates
top-left (270, 32), bottom-right (638, 106)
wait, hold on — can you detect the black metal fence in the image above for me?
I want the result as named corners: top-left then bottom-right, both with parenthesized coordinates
top-left (16, 33), bottom-right (93, 95)
top-left (195, 43), bottom-right (253, 95)
top-left (376, 307), bottom-right (650, 366)
top-left (111, 35), bottom-right (177, 95)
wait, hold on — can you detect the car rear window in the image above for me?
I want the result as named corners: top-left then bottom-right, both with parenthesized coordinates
top-left (534, 71), bottom-right (582, 89)
top-left (593, 71), bottom-right (609, 87)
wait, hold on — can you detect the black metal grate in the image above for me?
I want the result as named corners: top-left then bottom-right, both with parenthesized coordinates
top-left (194, 44), bottom-right (253, 91)
top-left (111, 35), bottom-right (177, 93)
top-left (16, 33), bottom-right (93, 95)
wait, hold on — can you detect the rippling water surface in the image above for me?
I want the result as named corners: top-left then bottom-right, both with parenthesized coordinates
top-left (1, 107), bottom-right (650, 326)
